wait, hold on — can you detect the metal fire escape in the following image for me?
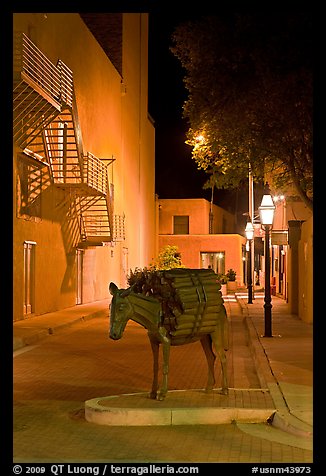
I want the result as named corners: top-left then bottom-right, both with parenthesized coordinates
top-left (13, 33), bottom-right (122, 245)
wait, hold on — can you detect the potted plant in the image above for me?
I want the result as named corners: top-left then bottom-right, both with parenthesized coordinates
top-left (226, 269), bottom-right (237, 292)
top-left (217, 273), bottom-right (228, 296)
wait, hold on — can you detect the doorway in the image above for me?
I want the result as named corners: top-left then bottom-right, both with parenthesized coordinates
top-left (23, 241), bottom-right (36, 315)
top-left (76, 248), bottom-right (84, 304)
top-left (200, 251), bottom-right (225, 274)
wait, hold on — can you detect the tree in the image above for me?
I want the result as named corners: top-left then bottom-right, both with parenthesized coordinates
top-left (127, 245), bottom-right (185, 297)
top-left (149, 245), bottom-right (185, 270)
top-left (170, 13), bottom-right (312, 210)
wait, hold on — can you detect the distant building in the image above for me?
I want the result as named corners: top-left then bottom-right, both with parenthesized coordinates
top-left (13, 13), bottom-right (156, 321)
top-left (158, 198), bottom-right (246, 285)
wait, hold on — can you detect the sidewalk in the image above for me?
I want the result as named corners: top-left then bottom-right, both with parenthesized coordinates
top-left (13, 291), bottom-right (313, 440)
top-left (235, 290), bottom-right (313, 438)
top-left (13, 299), bottom-right (110, 351)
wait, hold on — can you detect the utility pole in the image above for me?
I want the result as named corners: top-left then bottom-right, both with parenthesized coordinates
top-left (209, 182), bottom-right (214, 234)
top-left (248, 163), bottom-right (255, 299)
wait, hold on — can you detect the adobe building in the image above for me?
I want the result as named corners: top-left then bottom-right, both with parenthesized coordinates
top-left (268, 192), bottom-right (313, 323)
top-left (13, 13), bottom-right (157, 321)
top-left (158, 198), bottom-right (246, 286)
top-left (251, 177), bottom-right (313, 324)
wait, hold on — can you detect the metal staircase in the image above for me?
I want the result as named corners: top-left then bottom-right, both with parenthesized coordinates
top-left (13, 32), bottom-right (117, 245)
top-left (42, 106), bottom-right (84, 185)
top-left (77, 153), bottom-right (114, 244)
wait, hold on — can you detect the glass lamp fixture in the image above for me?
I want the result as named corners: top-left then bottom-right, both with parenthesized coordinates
top-left (245, 221), bottom-right (254, 240)
top-left (259, 194), bottom-right (276, 226)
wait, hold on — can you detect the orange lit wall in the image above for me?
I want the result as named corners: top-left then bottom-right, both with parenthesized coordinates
top-left (159, 198), bottom-right (235, 234)
top-left (13, 13), bottom-right (156, 320)
top-left (159, 234), bottom-right (246, 285)
top-left (158, 198), bottom-right (245, 285)
top-left (298, 216), bottom-right (313, 323)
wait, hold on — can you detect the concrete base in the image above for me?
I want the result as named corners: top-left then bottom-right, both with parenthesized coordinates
top-left (85, 389), bottom-right (275, 426)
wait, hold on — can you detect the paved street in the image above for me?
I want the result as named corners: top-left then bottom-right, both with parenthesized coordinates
top-left (13, 298), bottom-right (313, 464)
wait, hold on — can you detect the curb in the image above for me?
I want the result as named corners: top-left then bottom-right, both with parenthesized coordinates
top-left (235, 293), bottom-right (313, 440)
top-left (13, 308), bottom-right (108, 352)
top-left (85, 391), bottom-right (275, 427)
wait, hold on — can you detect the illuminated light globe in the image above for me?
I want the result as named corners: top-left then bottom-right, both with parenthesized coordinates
top-left (245, 221), bottom-right (254, 240)
top-left (259, 194), bottom-right (276, 226)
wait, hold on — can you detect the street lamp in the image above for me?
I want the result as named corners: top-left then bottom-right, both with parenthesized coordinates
top-left (245, 220), bottom-right (254, 304)
top-left (259, 192), bottom-right (276, 337)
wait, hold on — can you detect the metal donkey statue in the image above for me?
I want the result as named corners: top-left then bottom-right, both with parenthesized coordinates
top-left (109, 268), bottom-right (229, 401)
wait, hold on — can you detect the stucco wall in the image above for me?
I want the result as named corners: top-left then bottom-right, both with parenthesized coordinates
top-left (159, 234), bottom-right (246, 285)
top-left (158, 198), bottom-right (235, 235)
top-left (298, 216), bottom-right (313, 323)
top-left (13, 13), bottom-right (156, 319)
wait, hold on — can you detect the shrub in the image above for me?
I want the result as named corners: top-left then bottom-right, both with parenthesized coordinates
top-left (127, 245), bottom-right (185, 294)
top-left (226, 269), bottom-right (237, 281)
top-left (149, 245), bottom-right (185, 271)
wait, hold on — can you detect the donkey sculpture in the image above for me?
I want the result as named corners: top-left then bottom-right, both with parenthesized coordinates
top-left (109, 268), bottom-right (229, 401)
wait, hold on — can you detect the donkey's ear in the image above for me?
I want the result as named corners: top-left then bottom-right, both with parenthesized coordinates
top-left (109, 282), bottom-right (119, 296)
top-left (120, 282), bottom-right (136, 298)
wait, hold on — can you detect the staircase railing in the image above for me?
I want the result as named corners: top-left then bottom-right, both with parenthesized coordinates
top-left (14, 33), bottom-right (115, 244)
top-left (83, 152), bottom-right (107, 194)
top-left (14, 32), bottom-right (73, 107)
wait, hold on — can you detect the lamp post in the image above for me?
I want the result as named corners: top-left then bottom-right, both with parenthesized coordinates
top-left (245, 220), bottom-right (254, 304)
top-left (259, 192), bottom-right (276, 337)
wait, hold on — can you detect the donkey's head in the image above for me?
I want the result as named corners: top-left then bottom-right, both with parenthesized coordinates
top-left (109, 282), bottom-right (135, 340)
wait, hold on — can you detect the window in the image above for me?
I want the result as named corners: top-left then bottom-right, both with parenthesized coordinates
top-left (173, 215), bottom-right (189, 234)
top-left (200, 252), bottom-right (225, 275)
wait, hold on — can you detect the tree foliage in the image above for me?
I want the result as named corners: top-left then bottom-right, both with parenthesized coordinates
top-left (170, 13), bottom-right (312, 209)
top-left (127, 246), bottom-right (185, 311)
top-left (127, 245), bottom-right (185, 292)
top-left (149, 245), bottom-right (185, 270)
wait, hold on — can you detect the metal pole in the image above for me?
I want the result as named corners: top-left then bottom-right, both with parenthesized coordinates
top-left (249, 163), bottom-right (255, 299)
top-left (247, 239), bottom-right (253, 304)
top-left (264, 225), bottom-right (272, 337)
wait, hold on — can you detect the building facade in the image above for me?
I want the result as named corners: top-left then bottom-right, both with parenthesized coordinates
top-left (158, 198), bottom-right (246, 286)
top-left (269, 193), bottom-right (313, 323)
top-left (13, 13), bottom-right (157, 321)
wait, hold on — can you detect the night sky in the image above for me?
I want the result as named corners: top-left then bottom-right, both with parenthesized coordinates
top-left (147, 10), bottom-right (312, 220)
top-left (148, 13), bottom-right (210, 199)
top-left (147, 12), bottom-right (248, 215)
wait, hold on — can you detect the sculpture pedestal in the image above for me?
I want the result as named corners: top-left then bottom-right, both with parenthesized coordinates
top-left (85, 389), bottom-right (275, 426)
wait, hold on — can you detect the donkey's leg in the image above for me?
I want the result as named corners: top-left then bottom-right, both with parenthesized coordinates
top-left (200, 335), bottom-right (216, 392)
top-left (211, 323), bottom-right (229, 395)
top-left (148, 334), bottom-right (160, 399)
top-left (157, 338), bottom-right (170, 401)
top-left (222, 306), bottom-right (229, 351)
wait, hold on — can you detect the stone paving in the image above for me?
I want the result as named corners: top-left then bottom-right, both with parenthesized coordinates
top-left (12, 296), bottom-right (313, 464)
